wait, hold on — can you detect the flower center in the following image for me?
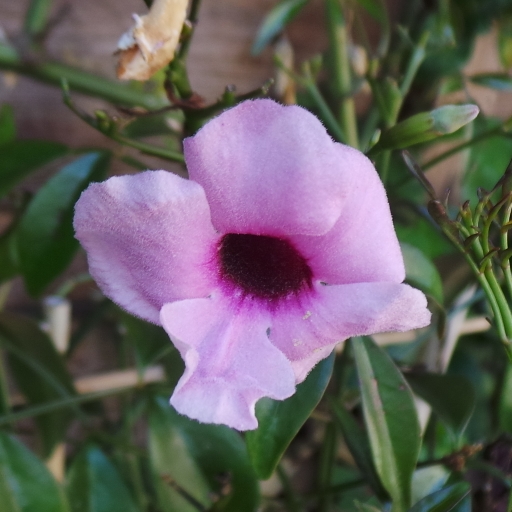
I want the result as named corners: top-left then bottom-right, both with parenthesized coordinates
top-left (219, 233), bottom-right (313, 300)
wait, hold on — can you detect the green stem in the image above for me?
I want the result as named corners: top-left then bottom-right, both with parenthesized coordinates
top-left (0, 43), bottom-right (165, 109)
top-left (441, 224), bottom-right (509, 344)
top-left (0, 335), bottom-right (88, 421)
top-left (0, 386), bottom-right (137, 426)
top-left (0, 352), bottom-right (10, 418)
top-left (177, 0), bottom-right (203, 60)
top-left (114, 134), bottom-right (184, 163)
top-left (501, 202), bottom-right (512, 302)
top-left (325, 0), bottom-right (359, 148)
top-left (423, 126), bottom-right (508, 170)
top-left (317, 422), bottom-right (337, 512)
top-left (276, 465), bottom-right (303, 512)
top-left (378, 150), bottom-right (392, 185)
top-left (306, 81), bottom-right (346, 143)
top-left (400, 31), bottom-right (429, 97)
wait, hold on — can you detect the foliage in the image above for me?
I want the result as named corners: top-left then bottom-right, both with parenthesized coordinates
top-left (1, 0), bottom-right (512, 510)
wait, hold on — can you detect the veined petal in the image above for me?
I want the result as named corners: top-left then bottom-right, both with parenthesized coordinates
top-left (270, 282), bottom-right (431, 381)
top-left (292, 144), bottom-right (405, 285)
top-left (74, 171), bottom-right (219, 324)
top-left (184, 99), bottom-right (346, 237)
top-left (160, 295), bottom-right (296, 430)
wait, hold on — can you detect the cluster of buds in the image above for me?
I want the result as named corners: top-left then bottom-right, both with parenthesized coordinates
top-left (404, 152), bottom-right (512, 356)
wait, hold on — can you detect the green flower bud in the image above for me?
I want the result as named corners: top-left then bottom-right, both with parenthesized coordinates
top-left (373, 104), bottom-right (479, 151)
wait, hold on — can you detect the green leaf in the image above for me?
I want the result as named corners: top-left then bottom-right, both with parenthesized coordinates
top-left (0, 104), bottom-right (15, 146)
top-left (0, 312), bottom-right (76, 457)
top-left (252, 0), bottom-right (308, 55)
top-left (370, 77), bottom-right (402, 127)
top-left (149, 396), bottom-right (259, 512)
top-left (352, 337), bottom-right (420, 512)
top-left (406, 373), bottom-right (475, 437)
top-left (332, 402), bottom-right (389, 500)
top-left (396, 217), bottom-right (454, 260)
top-left (408, 482), bottom-right (471, 512)
top-left (498, 15), bottom-right (512, 68)
top-left (469, 73), bottom-right (512, 91)
top-left (120, 312), bottom-right (172, 371)
top-left (401, 243), bottom-right (444, 304)
top-left (355, 501), bottom-right (382, 512)
top-left (462, 117), bottom-right (512, 204)
top-left (0, 140), bottom-right (68, 198)
top-left (0, 431), bottom-right (69, 512)
top-left (66, 445), bottom-right (140, 512)
top-left (16, 151), bottom-right (110, 296)
top-left (245, 352), bottom-right (334, 479)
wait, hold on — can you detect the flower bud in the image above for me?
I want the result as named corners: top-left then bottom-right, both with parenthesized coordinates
top-left (376, 104), bottom-right (479, 151)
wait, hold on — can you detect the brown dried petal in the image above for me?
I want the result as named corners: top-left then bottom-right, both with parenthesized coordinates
top-left (116, 0), bottom-right (189, 81)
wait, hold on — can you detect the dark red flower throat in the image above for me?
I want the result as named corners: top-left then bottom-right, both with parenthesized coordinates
top-left (219, 233), bottom-right (313, 300)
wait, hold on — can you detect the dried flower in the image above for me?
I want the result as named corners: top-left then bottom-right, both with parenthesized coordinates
top-left (116, 0), bottom-right (189, 81)
top-left (74, 100), bottom-right (431, 430)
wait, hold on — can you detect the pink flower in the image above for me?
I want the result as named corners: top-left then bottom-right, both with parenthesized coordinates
top-left (74, 99), bottom-right (431, 430)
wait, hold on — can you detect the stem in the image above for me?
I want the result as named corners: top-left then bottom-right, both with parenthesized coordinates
top-left (400, 31), bottom-right (429, 97)
top-left (441, 224), bottom-right (509, 344)
top-left (0, 335), bottom-right (88, 422)
top-left (0, 43), bottom-right (165, 109)
top-left (114, 134), bottom-right (185, 163)
top-left (177, 0), bottom-right (203, 60)
top-left (0, 386), bottom-right (137, 426)
top-left (501, 202), bottom-right (512, 302)
top-left (317, 422), bottom-right (337, 512)
top-left (325, 0), bottom-right (359, 148)
top-left (423, 126), bottom-right (508, 170)
top-left (305, 81), bottom-right (346, 142)
top-left (0, 352), bottom-right (10, 418)
top-left (276, 465), bottom-right (303, 512)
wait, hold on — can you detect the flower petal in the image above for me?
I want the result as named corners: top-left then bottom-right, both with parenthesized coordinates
top-left (74, 170), bottom-right (219, 324)
top-left (291, 144), bottom-right (405, 285)
top-left (270, 282), bottom-right (431, 382)
top-left (161, 294), bottom-right (296, 430)
top-left (184, 99), bottom-right (346, 236)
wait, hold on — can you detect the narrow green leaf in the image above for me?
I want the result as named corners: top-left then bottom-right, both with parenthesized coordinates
top-left (498, 15), bottom-right (512, 68)
top-left (0, 104), bottom-right (15, 146)
top-left (0, 431), bottom-right (69, 512)
top-left (0, 223), bottom-right (20, 283)
top-left (355, 502), bottom-right (382, 512)
top-left (149, 396), bottom-right (259, 512)
top-left (332, 402), bottom-right (389, 500)
top-left (406, 373), bottom-right (475, 437)
top-left (0, 312), bottom-right (76, 457)
top-left (401, 243), bottom-right (444, 304)
top-left (252, 0), bottom-right (309, 55)
top-left (0, 140), bottom-right (68, 198)
top-left (16, 151), bottom-right (110, 296)
top-left (408, 482), bottom-right (471, 512)
top-left (354, 0), bottom-right (386, 23)
top-left (245, 352), bottom-right (335, 479)
top-left (370, 77), bottom-right (402, 127)
top-left (66, 445), bottom-right (139, 512)
top-left (352, 337), bottom-right (420, 512)
top-left (470, 73), bottom-right (512, 91)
